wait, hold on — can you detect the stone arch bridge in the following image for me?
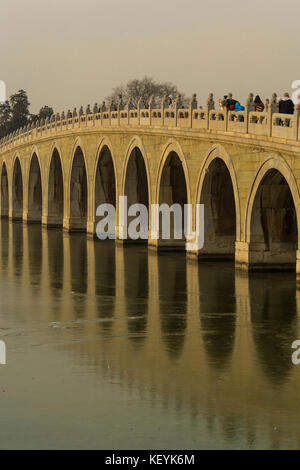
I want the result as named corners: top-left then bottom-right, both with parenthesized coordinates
top-left (0, 94), bottom-right (300, 275)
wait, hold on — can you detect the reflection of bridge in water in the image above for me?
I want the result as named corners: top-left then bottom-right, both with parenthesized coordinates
top-left (0, 93), bottom-right (300, 274)
top-left (1, 221), bottom-right (300, 448)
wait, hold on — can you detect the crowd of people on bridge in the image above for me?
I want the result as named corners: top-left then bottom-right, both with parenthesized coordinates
top-left (98, 91), bottom-right (296, 120)
top-left (218, 94), bottom-right (245, 111)
top-left (218, 92), bottom-right (295, 115)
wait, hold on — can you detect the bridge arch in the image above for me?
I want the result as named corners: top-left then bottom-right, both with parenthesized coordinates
top-left (27, 152), bottom-right (42, 222)
top-left (94, 138), bottom-right (117, 216)
top-left (245, 155), bottom-right (300, 270)
top-left (156, 140), bottom-right (191, 205)
top-left (48, 146), bottom-right (64, 226)
top-left (69, 142), bottom-right (88, 231)
top-left (122, 137), bottom-right (151, 201)
top-left (121, 137), bottom-right (150, 241)
top-left (156, 140), bottom-right (190, 248)
top-left (1, 162), bottom-right (9, 217)
top-left (196, 145), bottom-right (241, 258)
top-left (12, 155), bottom-right (23, 220)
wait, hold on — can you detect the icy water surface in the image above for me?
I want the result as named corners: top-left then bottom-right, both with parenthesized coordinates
top-left (0, 220), bottom-right (300, 449)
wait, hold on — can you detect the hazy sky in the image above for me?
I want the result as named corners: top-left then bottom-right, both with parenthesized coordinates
top-left (1, 0), bottom-right (299, 113)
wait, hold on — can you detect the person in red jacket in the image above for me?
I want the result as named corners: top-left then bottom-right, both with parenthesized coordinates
top-left (254, 95), bottom-right (265, 112)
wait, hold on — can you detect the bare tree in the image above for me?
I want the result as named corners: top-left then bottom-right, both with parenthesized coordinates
top-left (105, 77), bottom-right (189, 108)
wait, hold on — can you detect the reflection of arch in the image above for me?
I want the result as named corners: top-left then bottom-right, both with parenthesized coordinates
top-left (124, 246), bottom-right (148, 347)
top-left (156, 141), bottom-right (189, 248)
top-left (249, 271), bottom-right (296, 385)
top-left (69, 145), bottom-right (88, 231)
top-left (158, 252), bottom-right (187, 359)
top-left (196, 145), bottom-right (241, 242)
top-left (1, 162), bottom-right (9, 217)
top-left (12, 156), bottom-right (23, 220)
top-left (47, 228), bottom-right (64, 292)
top-left (27, 224), bottom-right (42, 284)
top-left (47, 228), bottom-right (64, 321)
top-left (69, 234), bottom-right (87, 317)
top-left (94, 240), bottom-right (116, 335)
top-left (1, 219), bottom-right (8, 275)
top-left (199, 261), bottom-right (236, 370)
top-left (12, 221), bottom-right (23, 276)
top-left (27, 153), bottom-right (42, 222)
top-left (245, 156), bottom-right (299, 269)
top-left (48, 148), bottom-right (64, 226)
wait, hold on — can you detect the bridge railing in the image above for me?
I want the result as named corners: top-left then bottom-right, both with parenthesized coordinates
top-left (248, 111), bottom-right (269, 136)
top-left (192, 109), bottom-right (208, 130)
top-left (151, 110), bottom-right (163, 127)
top-left (177, 109), bottom-right (190, 128)
top-left (129, 110), bottom-right (139, 126)
top-left (1, 95), bottom-right (300, 151)
top-left (209, 109), bottom-right (226, 131)
top-left (140, 110), bottom-right (150, 126)
top-left (164, 109), bottom-right (176, 127)
top-left (271, 113), bottom-right (295, 140)
top-left (227, 110), bottom-right (247, 133)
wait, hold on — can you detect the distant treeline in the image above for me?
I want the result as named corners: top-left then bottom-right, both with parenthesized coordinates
top-left (0, 89), bottom-right (54, 139)
top-left (0, 78), bottom-right (187, 139)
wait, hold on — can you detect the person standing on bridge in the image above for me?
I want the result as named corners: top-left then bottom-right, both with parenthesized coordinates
top-left (222, 95), bottom-right (237, 110)
top-left (278, 92), bottom-right (294, 115)
top-left (254, 95), bottom-right (265, 112)
top-left (221, 95), bottom-right (229, 109)
top-left (234, 101), bottom-right (245, 111)
top-left (219, 98), bottom-right (225, 110)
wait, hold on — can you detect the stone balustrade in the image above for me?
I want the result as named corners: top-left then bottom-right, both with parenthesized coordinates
top-left (1, 93), bottom-right (299, 151)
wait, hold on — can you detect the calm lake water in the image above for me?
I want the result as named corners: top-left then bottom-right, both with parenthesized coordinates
top-left (0, 220), bottom-right (300, 449)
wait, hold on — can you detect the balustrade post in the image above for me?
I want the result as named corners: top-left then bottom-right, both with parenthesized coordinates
top-left (268, 93), bottom-right (278, 137)
top-left (125, 99), bottom-right (131, 125)
top-left (161, 96), bottom-right (166, 127)
top-left (148, 95), bottom-right (153, 126)
top-left (245, 93), bottom-right (254, 133)
top-left (85, 106), bottom-right (90, 126)
top-left (224, 107), bottom-right (228, 131)
top-left (137, 98), bottom-right (141, 126)
top-left (100, 101), bottom-right (106, 126)
top-left (78, 106), bottom-right (84, 128)
top-left (265, 98), bottom-right (269, 112)
top-left (189, 93), bottom-right (197, 128)
top-left (73, 108), bottom-right (77, 128)
top-left (92, 103), bottom-right (98, 127)
top-left (99, 103), bottom-right (103, 126)
top-left (108, 102), bottom-right (112, 126)
top-left (117, 103), bottom-right (120, 126)
top-left (205, 93), bottom-right (214, 130)
top-left (172, 96), bottom-right (178, 127)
